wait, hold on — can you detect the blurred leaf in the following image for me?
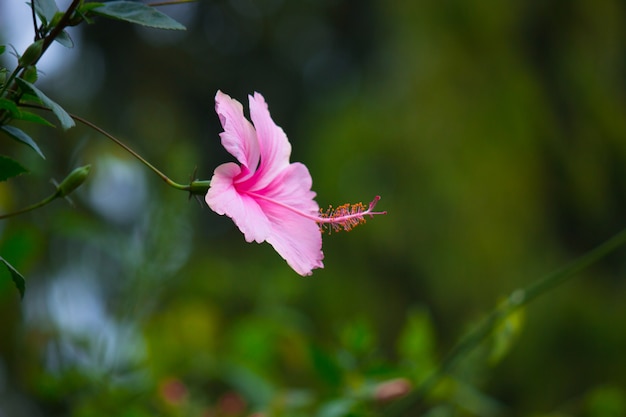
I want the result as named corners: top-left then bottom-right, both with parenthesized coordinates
top-left (15, 109), bottom-right (54, 127)
top-left (33, 0), bottom-right (60, 25)
top-left (316, 398), bottom-right (356, 417)
top-left (0, 45), bottom-right (5, 55)
top-left (0, 155), bottom-right (28, 181)
top-left (488, 302), bottom-right (525, 365)
top-left (397, 308), bottom-right (437, 380)
top-left (340, 318), bottom-right (376, 357)
top-left (55, 30), bottom-right (74, 48)
top-left (309, 345), bottom-right (343, 388)
top-left (16, 78), bottom-right (75, 129)
top-left (0, 125), bottom-right (45, 159)
top-left (585, 386), bottom-right (626, 417)
top-left (449, 379), bottom-right (504, 417)
top-left (91, 1), bottom-right (185, 30)
top-left (0, 256), bottom-right (25, 299)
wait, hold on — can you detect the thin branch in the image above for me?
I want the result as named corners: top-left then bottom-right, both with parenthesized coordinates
top-left (30, 0), bottom-right (40, 40)
top-left (68, 112), bottom-right (190, 191)
top-left (0, 192), bottom-right (57, 220)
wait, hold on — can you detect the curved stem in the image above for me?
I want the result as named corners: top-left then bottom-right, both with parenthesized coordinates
top-left (0, 192), bottom-right (57, 220)
top-left (19, 103), bottom-right (209, 194)
top-left (383, 226), bottom-right (626, 416)
top-left (68, 112), bottom-right (190, 191)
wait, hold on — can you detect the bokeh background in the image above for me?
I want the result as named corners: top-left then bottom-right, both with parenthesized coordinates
top-left (1, 0), bottom-right (626, 416)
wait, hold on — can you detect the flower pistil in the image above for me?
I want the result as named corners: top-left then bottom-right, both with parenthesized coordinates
top-left (318, 195), bottom-right (387, 233)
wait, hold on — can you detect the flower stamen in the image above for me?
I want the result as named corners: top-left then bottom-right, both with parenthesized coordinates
top-left (248, 192), bottom-right (386, 234)
top-left (317, 195), bottom-right (387, 234)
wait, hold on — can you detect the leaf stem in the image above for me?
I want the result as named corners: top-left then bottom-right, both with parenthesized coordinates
top-left (382, 226), bottom-right (626, 416)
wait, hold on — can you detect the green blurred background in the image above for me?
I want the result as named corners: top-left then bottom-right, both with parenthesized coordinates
top-left (1, 0), bottom-right (626, 416)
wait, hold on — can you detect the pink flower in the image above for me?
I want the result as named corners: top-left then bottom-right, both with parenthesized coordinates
top-left (206, 91), bottom-right (386, 276)
top-left (206, 91), bottom-right (323, 276)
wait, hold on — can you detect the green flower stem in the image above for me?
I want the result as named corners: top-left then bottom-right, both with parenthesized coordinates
top-left (383, 226), bottom-right (626, 416)
top-left (68, 112), bottom-right (190, 191)
top-left (0, 192), bottom-right (58, 220)
top-left (20, 103), bottom-right (210, 195)
top-left (0, 165), bottom-right (90, 219)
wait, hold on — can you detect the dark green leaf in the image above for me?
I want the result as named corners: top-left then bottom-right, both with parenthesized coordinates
top-left (16, 110), bottom-right (54, 127)
top-left (0, 155), bottom-right (28, 182)
top-left (33, 0), bottom-right (60, 25)
top-left (0, 125), bottom-right (45, 159)
top-left (55, 30), bottom-right (74, 48)
top-left (0, 45), bottom-right (5, 55)
top-left (0, 99), bottom-right (20, 118)
top-left (0, 256), bottom-right (25, 299)
top-left (16, 78), bottom-right (74, 130)
top-left (92, 1), bottom-right (185, 30)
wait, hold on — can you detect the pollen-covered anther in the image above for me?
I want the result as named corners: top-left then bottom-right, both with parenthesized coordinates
top-left (317, 196), bottom-right (387, 234)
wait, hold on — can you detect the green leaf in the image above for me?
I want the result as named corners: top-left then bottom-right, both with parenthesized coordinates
top-left (15, 110), bottom-right (55, 127)
top-left (16, 78), bottom-right (74, 130)
top-left (0, 125), bottom-right (46, 159)
top-left (55, 30), bottom-right (74, 48)
top-left (0, 256), bottom-right (25, 299)
top-left (0, 45), bottom-right (5, 55)
top-left (0, 99), bottom-right (20, 118)
top-left (92, 1), bottom-right (186, 30)
top-left (488, 303), bottom-right (524, 365)
top-left (33, 0), bottom-right (60, 26)
top-left (0, 155), bottom-right (28, 182)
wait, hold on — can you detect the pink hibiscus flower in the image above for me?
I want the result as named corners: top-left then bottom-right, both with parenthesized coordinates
top-left (206, 91), bottom-right (385, 276)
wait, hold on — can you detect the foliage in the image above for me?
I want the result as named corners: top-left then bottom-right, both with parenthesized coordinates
top-left (1, 0), bottom-right (626, 416)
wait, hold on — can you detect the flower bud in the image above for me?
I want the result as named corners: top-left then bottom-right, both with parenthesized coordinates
top-left (373, 378), bottom-right (412, 402)
top-left (18, 40), bottom-right (44, 67)
top-left (56, 165), bottom-right (91, 198)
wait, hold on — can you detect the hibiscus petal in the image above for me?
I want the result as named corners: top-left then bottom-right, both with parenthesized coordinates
top-left (263, 162), bottom-right (318, 215)
top-left (206, 162), bottom-right (271, 243)
top-left (262, 200), bottom-right (324, 276)
top-left (256, 162), bottom-right (323, 275)
top-left (247, 92), bottom-right (292, 190)
top-left (215, 91), bottom-right (260, 173)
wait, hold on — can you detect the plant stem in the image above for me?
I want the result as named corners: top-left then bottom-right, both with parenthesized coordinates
top-left (382, 226), bottom-right (626, 416)
top-left (19, 102), bottom-right (211, 195)
top-left (38, 0), bottom-right (82, 62)
top-left (0, 192), bottom-right (58, 220)
top-left (68, 112), bottom-right (190, 191)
